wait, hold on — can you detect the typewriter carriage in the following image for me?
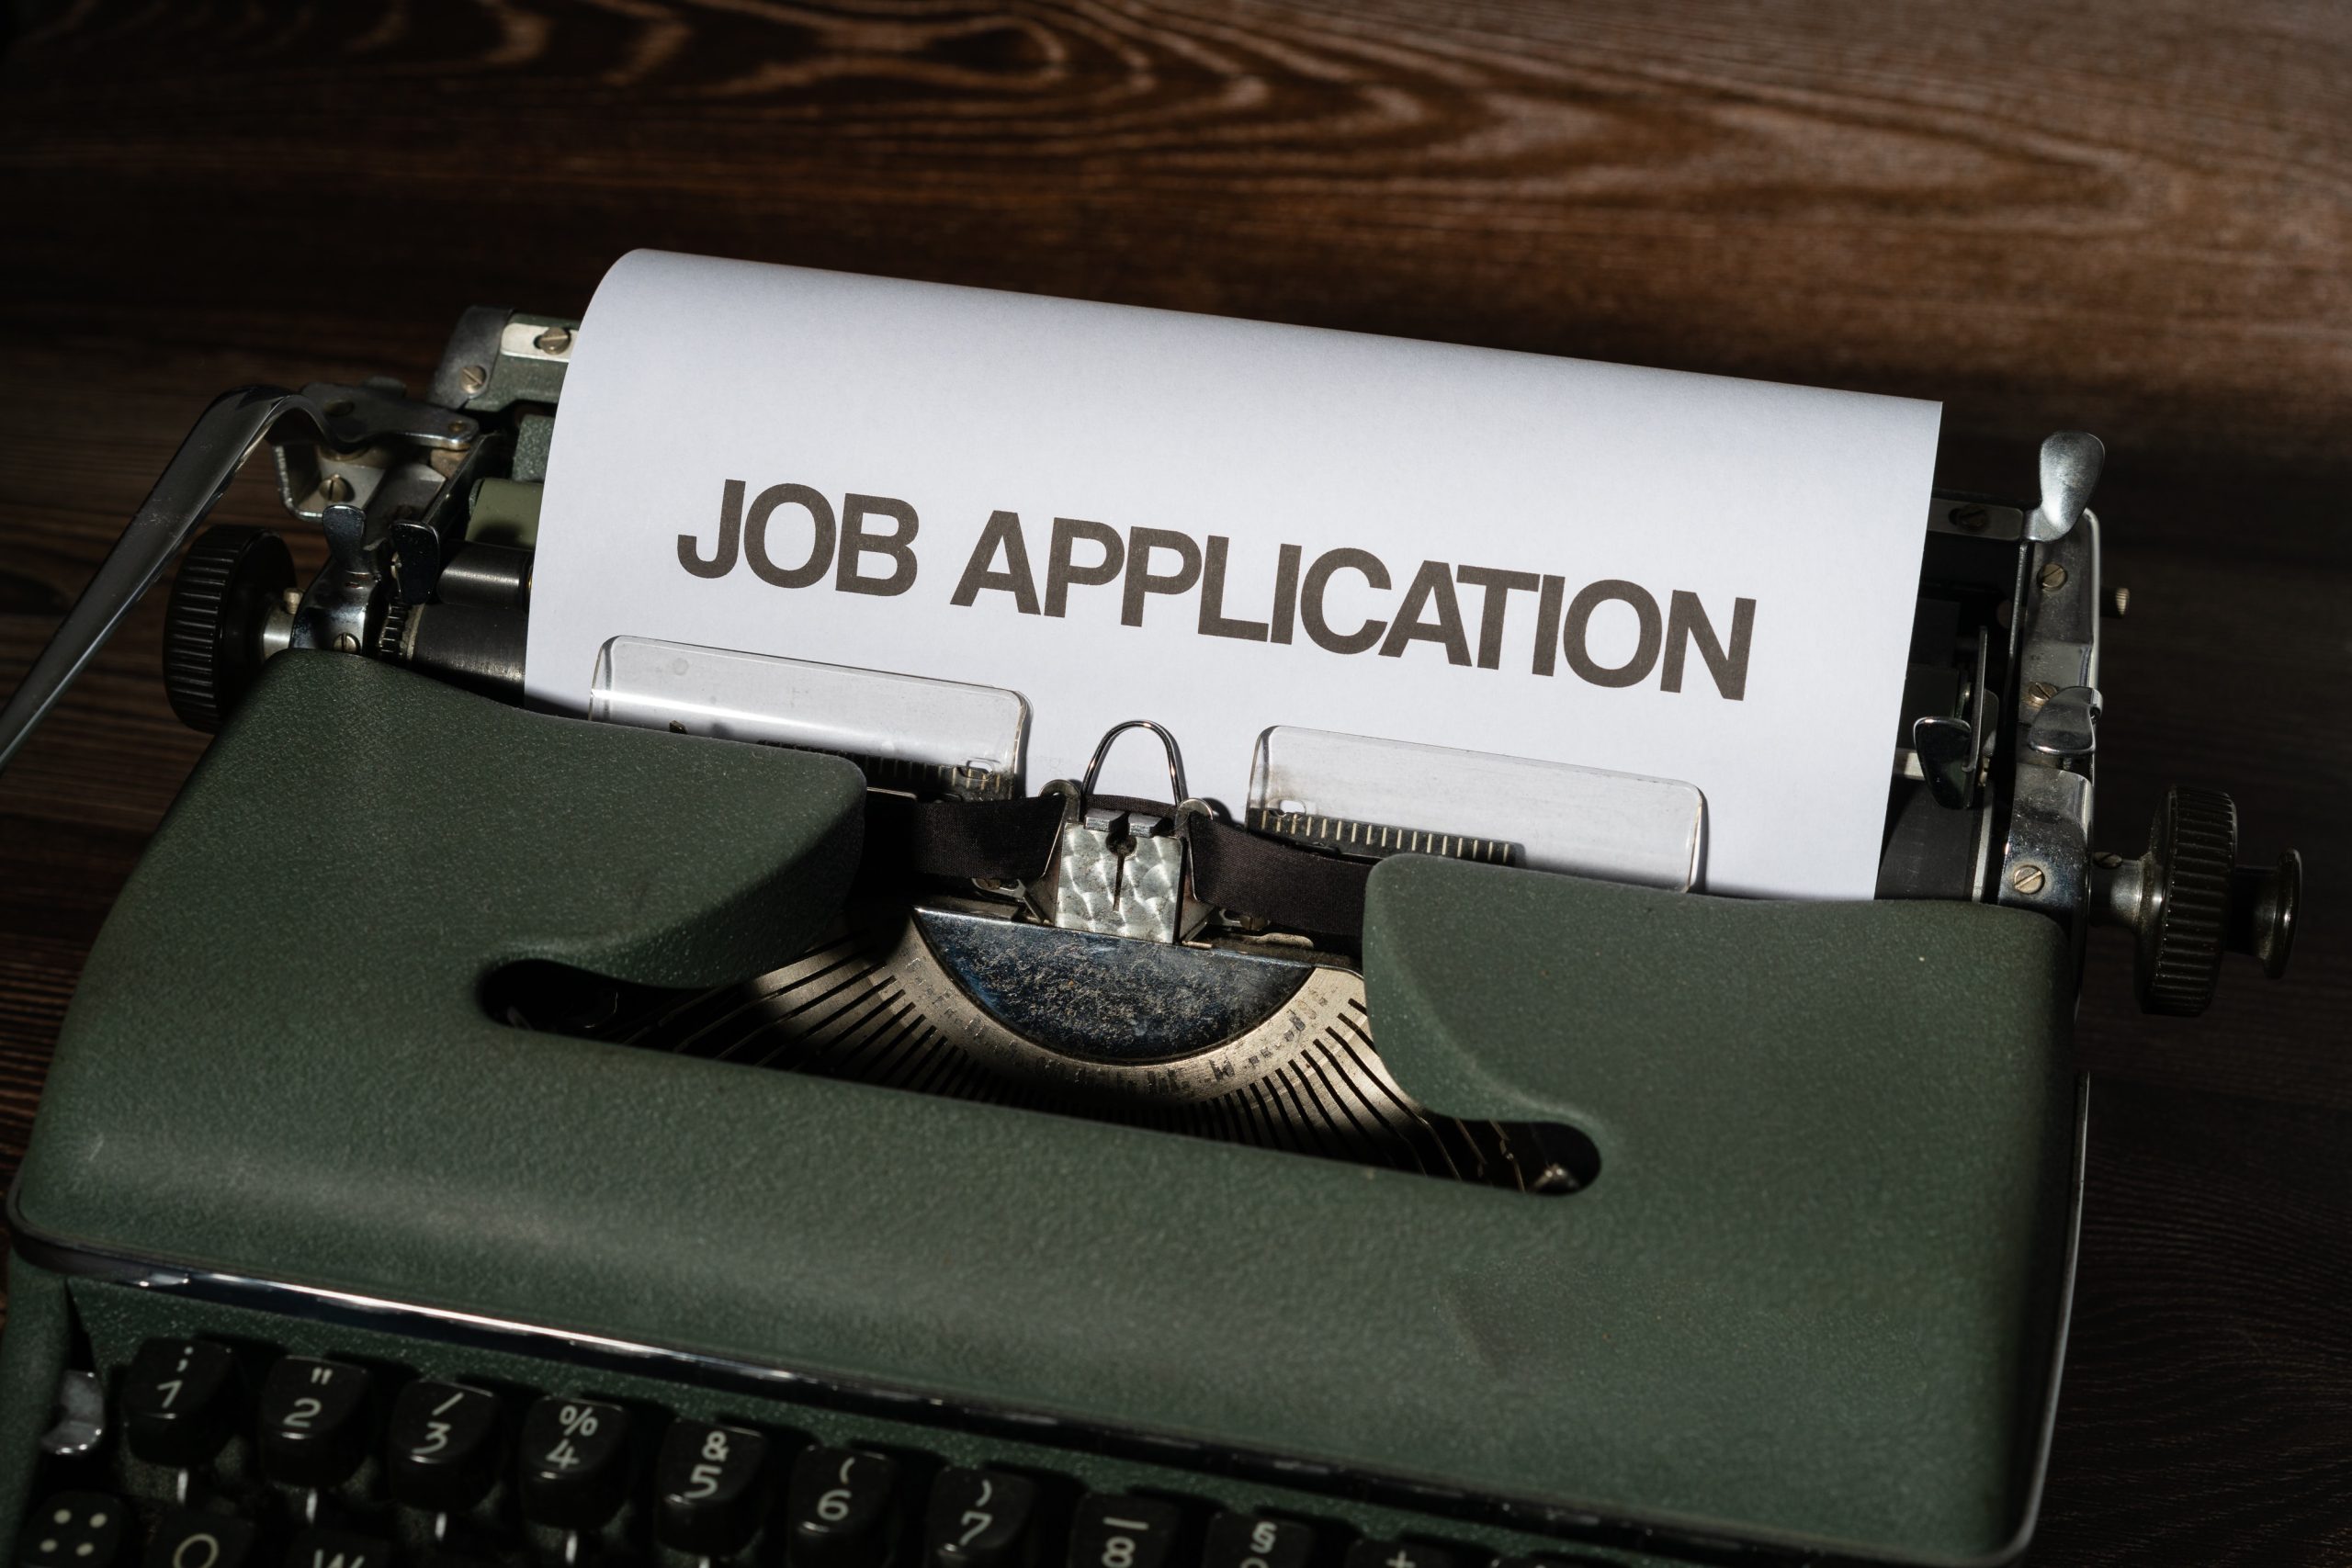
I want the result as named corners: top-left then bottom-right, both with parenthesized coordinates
top-left (0, 304), bottom-right (2297, 1017)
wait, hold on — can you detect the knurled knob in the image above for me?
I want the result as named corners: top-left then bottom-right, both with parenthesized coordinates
top-left (163, 525), bottom-right (294, 732)
top-left (2136, 785), bottom-right (2237, 1016)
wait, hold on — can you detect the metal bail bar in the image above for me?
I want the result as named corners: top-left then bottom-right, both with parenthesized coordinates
top-left (1080, 718), bottom-right (1190, 809)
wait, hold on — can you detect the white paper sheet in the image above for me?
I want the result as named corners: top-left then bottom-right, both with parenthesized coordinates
top-left (528, 251), bottom-right (1939, 898)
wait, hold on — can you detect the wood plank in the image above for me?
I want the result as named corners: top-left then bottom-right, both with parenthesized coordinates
top-left (4, 0), bottom-right (2349, 462)
top-left (2036, 1079), bottom-right (2352, 1562)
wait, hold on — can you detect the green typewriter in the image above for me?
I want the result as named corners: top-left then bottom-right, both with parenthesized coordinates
top-left (0, 301), bottom-right (2301, 1568)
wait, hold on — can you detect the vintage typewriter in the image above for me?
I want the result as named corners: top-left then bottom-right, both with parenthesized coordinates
top-left (0, 302), bottom-right (2302, 1568)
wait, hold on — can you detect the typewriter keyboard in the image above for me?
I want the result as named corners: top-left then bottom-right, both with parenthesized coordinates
top-left (15, 1288), bottom-right (1645, 1568)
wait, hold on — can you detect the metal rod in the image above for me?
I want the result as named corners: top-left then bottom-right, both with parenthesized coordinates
top-left (0, 386), bottom-right (327, 774)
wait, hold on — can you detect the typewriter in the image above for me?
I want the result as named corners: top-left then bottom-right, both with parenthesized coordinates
top-left (0, 301), bottom-right (2302, 1568)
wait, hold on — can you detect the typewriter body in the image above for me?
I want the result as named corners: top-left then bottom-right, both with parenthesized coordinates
top-left (0, 305), bottom-right (2302, 1568)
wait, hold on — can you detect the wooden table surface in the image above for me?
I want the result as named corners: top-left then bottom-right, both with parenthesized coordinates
top-left (2, 2), bottom-right (2346, 1562)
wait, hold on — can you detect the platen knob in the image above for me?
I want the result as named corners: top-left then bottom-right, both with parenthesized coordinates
top-left (162, 525), bottom-right (294, 732)
top-left (2095, 785), bottom-right (2302, 1017)
top-left (2136, 785), bottom-right (2235, 1016)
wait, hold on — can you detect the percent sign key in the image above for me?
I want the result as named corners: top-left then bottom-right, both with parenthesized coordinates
top-left (519, 1395), bottom-right (634, 1529)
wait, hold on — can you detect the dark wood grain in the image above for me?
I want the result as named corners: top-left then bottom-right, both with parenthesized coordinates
top-left (2, 2), bottom-right (2346, 1562)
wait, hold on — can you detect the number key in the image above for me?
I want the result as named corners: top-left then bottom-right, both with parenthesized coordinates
top-left (256, 1359), bottom-right (373, 1490)
top-left (121, 1339), bottom-right (240, 1469)
top-left (1069, 1495), bottom-right (1182, 1568)
top-left (516, 1395), bottom-right (631, 1530)
top-left (655, 1418), bottom-right (768, 1555)
top-left (926, 1469), bottom-right (1038, 1568)
top-left (385, 1382), bottom-right (502, 1512)
top-left (1202, 1516), bottom-right (1315, 1568)
top-left (784, 1447), bottom-right (898, 1568)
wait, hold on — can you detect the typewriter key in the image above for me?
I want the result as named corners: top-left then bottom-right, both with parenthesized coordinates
top-left (144, 1512), bottom-right (257, 1568)
top-left (1068, 1496), bottom-right (1182, 1568)
top-left (256, 1359), bottom-right (374, 1491)
top-left (121, 1339), bottom-right (241, 1470)
top-left (282, 1529), bottom-right (391, 1568)
top-left (925, 1470), bottom-right (1038, 1568)
top-left (384, 1382), bottom-right (503, 1513)
top-left (1201, 1516), bottom-right (1314, 1568)
top-left (785, 1448), bottom-right (898, 1568)
top-left (654, 1418), bottom-right (769, 1555)
top-left (516, 1396), bottom-right (632, 1530)
top-left (1342, 1543), bottom-right (1461, 1568)
top-left (18, 1494), bottom-right (129, 1568)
